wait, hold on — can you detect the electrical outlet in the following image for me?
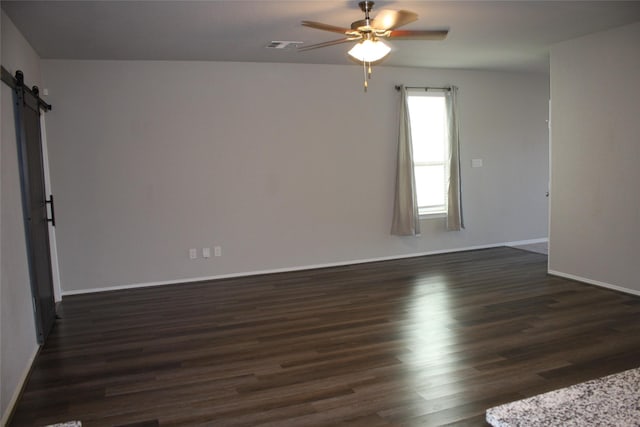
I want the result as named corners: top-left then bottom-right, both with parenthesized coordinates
top-left (203, 247), bottom-right (211, 258)
top-left (214, 246), bottom-right (222, 257)
top-left (189, 248), bottom-right (197, 259)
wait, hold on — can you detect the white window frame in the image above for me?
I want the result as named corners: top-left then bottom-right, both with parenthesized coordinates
top-left (406, 89), bottom-right (449, 217)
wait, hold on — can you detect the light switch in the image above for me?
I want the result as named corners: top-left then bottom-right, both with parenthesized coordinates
top-left (471, 159), bottom-right (483, 168)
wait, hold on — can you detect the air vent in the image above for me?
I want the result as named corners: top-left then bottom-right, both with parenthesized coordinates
top-left (266, 41), bottom-right (303, 50)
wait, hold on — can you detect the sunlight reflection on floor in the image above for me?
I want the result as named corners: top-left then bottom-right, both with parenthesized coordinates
top-left (399, 275), bottom-right (467, 413)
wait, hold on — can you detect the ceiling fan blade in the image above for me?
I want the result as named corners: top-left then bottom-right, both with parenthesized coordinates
top-left (387, 29), bottom-right (449, 40)
top-left (298, 37), bottom-right (357, 52)
top-left (302, 21), bottom-right (350, 35)
top-left (371, 9), bottom-right (418, 31)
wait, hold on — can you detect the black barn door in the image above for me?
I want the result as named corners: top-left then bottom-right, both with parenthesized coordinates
top-left (5, 69), bottom-right (56, 343)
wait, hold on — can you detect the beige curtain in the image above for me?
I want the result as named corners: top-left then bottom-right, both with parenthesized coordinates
top-left (391, 86), bottom-right (421, 236)
top-left (445, 86), bottom-right (464, 230)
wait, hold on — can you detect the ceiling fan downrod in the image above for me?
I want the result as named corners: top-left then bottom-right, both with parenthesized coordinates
top-left (359, 1), bottom-right (374, 15)
top-left (359, 1), bottom-right (374, 28)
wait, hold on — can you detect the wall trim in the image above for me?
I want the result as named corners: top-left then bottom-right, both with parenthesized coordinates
top-left (62, 238), bottom-right (548, 296)
top-left (548, 269), bottom-right (640, 297)
top-left (1, 344), bottom-right (40, 426)
top-left (504, 237), bottom-right (548, 246)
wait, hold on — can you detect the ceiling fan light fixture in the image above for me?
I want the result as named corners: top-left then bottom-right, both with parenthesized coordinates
top-left (347, 38), bottom-right (391, 62)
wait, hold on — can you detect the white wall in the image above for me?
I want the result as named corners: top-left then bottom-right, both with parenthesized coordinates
top-left (549, 22), bottom-right (640, 294)
top-left (0, 10), bottom-right (41, 423)
top-left (42, 60), bottom-right (549, 294)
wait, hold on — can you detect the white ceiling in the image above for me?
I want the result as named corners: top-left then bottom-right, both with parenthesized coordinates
top-left (3, 1), bottom-right (640, 73)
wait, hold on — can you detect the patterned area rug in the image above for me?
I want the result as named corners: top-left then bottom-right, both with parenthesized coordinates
top-left (486, 367), bottom-right (640, 426)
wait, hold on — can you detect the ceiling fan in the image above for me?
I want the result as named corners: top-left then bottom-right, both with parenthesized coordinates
top-left (299, 1), bottom-right (449, 91)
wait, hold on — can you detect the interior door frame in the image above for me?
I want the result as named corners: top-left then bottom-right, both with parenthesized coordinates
top-left (39, 110), bottom-right (62, 301)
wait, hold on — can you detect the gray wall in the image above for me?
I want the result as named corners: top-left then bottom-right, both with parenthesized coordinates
top-left (42, 60), bottom-right (550, 294)
top-left (549, 22), bottom-right (640, 294)
top-left (0, 10), bottom-right (41, 422)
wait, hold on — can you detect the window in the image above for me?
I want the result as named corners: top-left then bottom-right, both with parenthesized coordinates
top-left (391, 85), bottom-right (463, 236)
top-left (406, 90), bottom-right (448, 216)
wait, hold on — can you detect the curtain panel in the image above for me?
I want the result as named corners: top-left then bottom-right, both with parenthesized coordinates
top-left (391, 86), bottom-right (421, 236)
top-left (445, 86), bottom-right (464, 231)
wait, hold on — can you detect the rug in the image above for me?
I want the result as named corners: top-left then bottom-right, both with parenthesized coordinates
top-left (486, 367), bottom-right (640, 426)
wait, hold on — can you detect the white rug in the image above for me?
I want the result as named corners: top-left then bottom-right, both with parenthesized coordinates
top-left (486, 367), bottom-right (640, 426)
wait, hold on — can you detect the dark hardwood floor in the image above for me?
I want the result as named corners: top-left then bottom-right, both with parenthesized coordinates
top-left (9, 247), bottom-right (640, 426)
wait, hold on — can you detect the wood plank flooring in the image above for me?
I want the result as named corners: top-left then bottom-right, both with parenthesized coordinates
top-left (9, 247), bottom-right (640, 426)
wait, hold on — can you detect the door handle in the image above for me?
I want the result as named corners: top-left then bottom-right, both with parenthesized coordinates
top-left (45, 195), bottom-right (56, 227)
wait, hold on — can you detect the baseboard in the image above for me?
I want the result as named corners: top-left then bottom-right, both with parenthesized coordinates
top-left (504, 237), bottom-right (548, 246)
top-left (548, 269), bottom-right (640, 297)
top-left (1, 344), bottom-right (40, 426)
top-left (62, 239), bottom-right (549, 296)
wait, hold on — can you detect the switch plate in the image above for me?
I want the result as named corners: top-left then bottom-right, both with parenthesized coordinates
top-left (214, 246), bottom-right (222, 257)
top-left (471, 158), bottom-right (483, 168)
top-left (189, 248), bottom-right (197, 259)
top-left (203, 247), bottom-right (211, 258)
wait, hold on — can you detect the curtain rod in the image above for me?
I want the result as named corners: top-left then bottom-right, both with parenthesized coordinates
top-left (395, 85), bottom-right (451, 92)
top-left (1, 66), bottom-right (52, 111)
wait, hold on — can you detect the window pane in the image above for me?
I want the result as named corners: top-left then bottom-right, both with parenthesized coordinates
top-left (407, 92), bottom-right (448, 214)
top-left (407, 96), bottom-right (447, 163)
top-left (415, 165), bottom-right (445, 209)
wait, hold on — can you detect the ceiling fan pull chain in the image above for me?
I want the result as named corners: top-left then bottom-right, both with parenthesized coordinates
top-left (362, 60), bottom-right (368, 92)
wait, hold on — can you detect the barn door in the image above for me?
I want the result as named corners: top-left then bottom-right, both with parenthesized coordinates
top-left (3, 68), bottom-right (56, 344)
